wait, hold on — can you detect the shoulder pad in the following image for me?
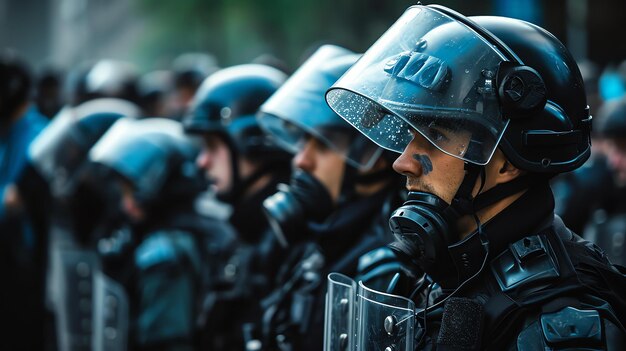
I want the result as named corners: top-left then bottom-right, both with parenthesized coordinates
top-left (541, 307), bottom-right (602, 344)
top-left (516, 307), bottom-right (603, 351)
top-left (490, 234), bottom-right (559, 292)
top-left (134, 232), bottom-right (178, 271)
top-left (357, 247), bottom-right (402, 286)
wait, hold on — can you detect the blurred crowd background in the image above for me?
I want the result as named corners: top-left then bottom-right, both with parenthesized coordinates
top-left (1, 0), bottom-right (625, 72)
top-left (3, 0), bottom-right (626, 350)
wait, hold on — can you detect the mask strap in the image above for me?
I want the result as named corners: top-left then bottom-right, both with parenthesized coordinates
top-left (471, 174), bottom-right (537, 211)
top-left (447, 162), bottom-right (482, 218)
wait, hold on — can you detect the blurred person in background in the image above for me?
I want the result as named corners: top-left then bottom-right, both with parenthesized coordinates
top-left (52, 59), bottom-right (143, 121)
top-left (26, 110), bottom-right (128, 350)
top-left (255, 45), bottom-right (403, 351)
top-left (0, 49), bottom-right (49, 350)
top-left (138, 70), bottom-right (175, 118)
top-left (35, 67), bottom-right (64, 120)
top-left (170, 53), bottom-right (219, 119)
top-left (2, 56), bottom-right (144, 351)
top-left (582, 95), bottom-right (626, 267)
top-left (90, 118), bottom-right (237, 351)
top-left (183, 63), bottom-right (291, 350)
top-left (552, 58), bottom-right (615, 235)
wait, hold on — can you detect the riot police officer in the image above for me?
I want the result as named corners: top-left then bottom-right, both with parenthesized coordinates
top-left (0, 50), bottom-right (49, 350)
top-left (256, 45), bottom-right (403, 351)
top-left (91, 118), bottom-right (236, 351)
top-left (583, 95), bottom-right (626, 267)
top-left (27, 111), bottom-right (128, 351)
top-left (183, 64), bottom-right (290, 349)
top-left (324, 4), bottom-right (626, 350)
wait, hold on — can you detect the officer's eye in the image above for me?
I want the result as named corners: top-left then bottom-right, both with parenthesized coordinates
top-left (425, 126), bottom-right (449, 143)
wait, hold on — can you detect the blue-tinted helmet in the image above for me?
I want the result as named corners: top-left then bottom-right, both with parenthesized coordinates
top-left (183, 64), bottom-right (288, 160)
top-left (91, 118), bottom-right (206, 206)
top-left (83, 60), bottom-right (140, 104)
top-left (29, 111), bottom-right (124, 197)
top-left (258, 45), bottom-right (383, 170)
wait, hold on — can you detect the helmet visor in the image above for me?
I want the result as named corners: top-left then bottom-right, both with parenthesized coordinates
top-left (326, 5), bottom-right (509, 165)
top-left (259, 113), bottom-right (383, 170)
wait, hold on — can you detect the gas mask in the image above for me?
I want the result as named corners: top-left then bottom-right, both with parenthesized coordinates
top-left (388, 191), bottom-right (462, 286)
top-left (262, 169), bottom-right (334, 248)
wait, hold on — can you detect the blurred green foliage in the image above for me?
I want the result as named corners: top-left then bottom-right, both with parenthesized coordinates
top-left (134, 0), bottom-right (446, 70)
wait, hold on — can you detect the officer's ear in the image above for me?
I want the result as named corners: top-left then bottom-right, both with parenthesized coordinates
top-left (496, 158), bottom-right (524, 184)
top-left (483, 149), bottom-right (524, 189)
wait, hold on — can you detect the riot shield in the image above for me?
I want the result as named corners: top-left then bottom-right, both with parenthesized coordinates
top-left (325, 273), bottom-right (416, 351)
top-left (93, 271), bottom-right (129, 351)
top-left (54, 249), bottom-right (99, 351)
top-left (48, 230), bottom-right (129, 351)
top-left (356, 281), bottom-right (415, 351)
top-left (324, 273), bottom-right (357, 351)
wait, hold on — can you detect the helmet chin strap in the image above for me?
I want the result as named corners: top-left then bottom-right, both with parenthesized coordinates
top-left (444, 162), bottom-right (483, 229)
top-left (449, 161), bottom-right (538, 223)
top-left (421, 161), bottom-right (536, 313)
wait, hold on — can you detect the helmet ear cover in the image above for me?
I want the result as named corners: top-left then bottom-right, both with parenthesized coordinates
top-left (496, 61), bottom-right (547, 119)
top-left (429, 5), bottom-right (591, 173)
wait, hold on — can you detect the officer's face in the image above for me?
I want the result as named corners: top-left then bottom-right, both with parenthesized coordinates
top-left (293, 135), bottom-right (346, 203)
top-left (120, 181), bottom-right (145, 222)
top-left (393, 129), bottom-right (465, 204)
top-left (393, 129), bottom-right (518, 203)
top-left (605, 138), bottom-right (626, 186)
top-left (197, 135), bottom-right (233, 195)
top-left (394, 128), bottom-right (524, 235)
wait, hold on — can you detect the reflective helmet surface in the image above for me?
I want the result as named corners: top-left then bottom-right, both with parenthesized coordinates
top-left (84, 60), bottom-right (140, 104)
top-left (183, 64), bottom-right (287, 158)
top-left (473, 15), bottom-right (591, 173)
top-left (258, 45), bottom-right (382, 170)
top-left (597, 95), bottom-right (626, 138)
top-left (91, 118), bottom-right (204, 205)
top-left (326, 5), bottom-right (591, 174)
top-left (28, 111), bottom-right (124, 197)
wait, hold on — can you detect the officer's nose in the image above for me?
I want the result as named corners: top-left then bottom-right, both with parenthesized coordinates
top-left (393, 130), bottom-right (427, 177)
top-left (293, 138), bottom-right (316, 172)
top-left (196, 149), bottom-right (213, 171)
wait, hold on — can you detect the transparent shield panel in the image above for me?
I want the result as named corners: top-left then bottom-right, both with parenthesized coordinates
top-left (324, 273), bottom-right (358, 351)
top-left (93, 272), bottom-right (128, 351)
top-left (28, 107), bottom-right (77, 183)
top-left (327, 5), bottom-right (510, 165)
top-left (356, 281), bottom-right (415, 351)
top-left (259, 111), bottom-right (384, 170)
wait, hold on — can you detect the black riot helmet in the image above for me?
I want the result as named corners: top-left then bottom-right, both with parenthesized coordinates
top-left (183, 64), bottom-right (290, 203)
top-left (91, 118), bottom-right (207, 211)
top-left (184, 64), bottom-right (288, 158)
top-left (326, 4), bottom-right (592, 287)
top-left (327, 5), bottom-right (591, 174)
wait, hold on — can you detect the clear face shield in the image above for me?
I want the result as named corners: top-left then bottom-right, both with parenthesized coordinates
top-left (259, 114), bottom-right (383, 170)
top-left (326, 5), bottom-right (510, 165)
top-left (258, 44), bottom-right (384, 171)
top-left (324, 273), bottom-right (416, 351)
top-left (28, 109), bottom-right (84, 197)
